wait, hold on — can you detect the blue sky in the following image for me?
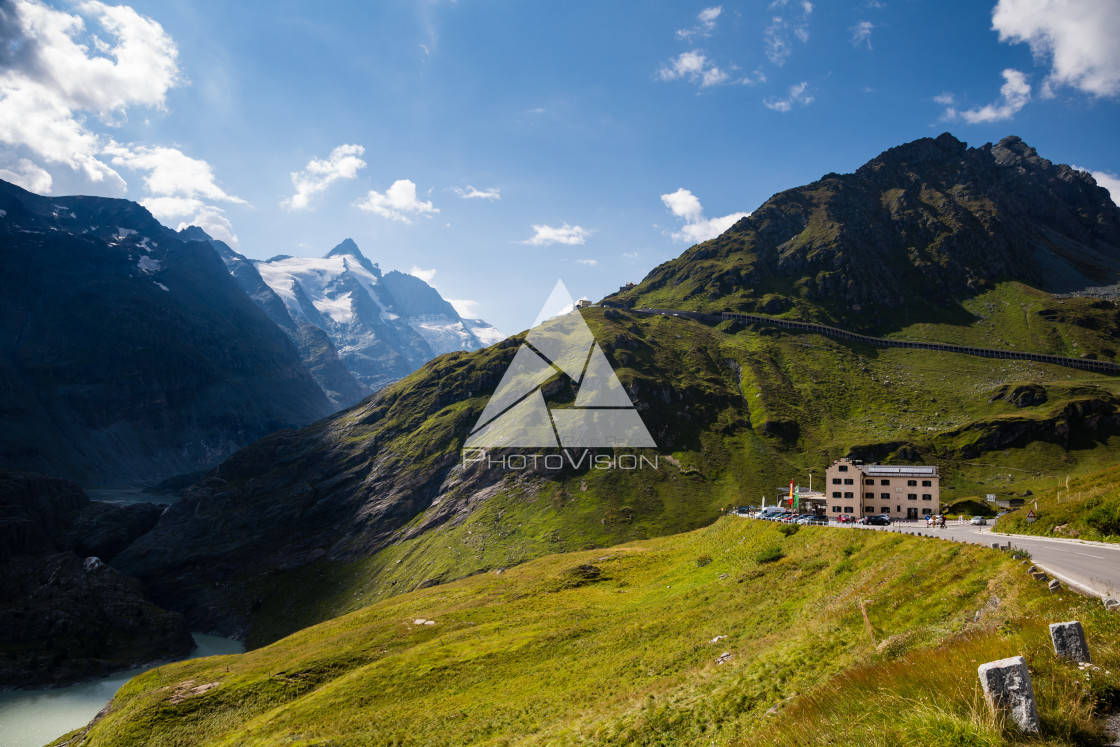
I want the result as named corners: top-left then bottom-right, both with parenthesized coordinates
top-left (1, 0), bottom-right (1119, 334)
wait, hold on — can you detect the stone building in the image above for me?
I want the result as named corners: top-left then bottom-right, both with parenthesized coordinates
top-left (824, 457), bottom-right (940, 519)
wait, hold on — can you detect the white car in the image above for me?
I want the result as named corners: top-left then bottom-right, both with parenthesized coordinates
top-left (970, 516), bottom-right (987, 525)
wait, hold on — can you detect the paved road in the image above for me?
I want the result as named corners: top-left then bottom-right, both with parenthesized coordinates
top-left (850, 520), bottom-right (1120, 599)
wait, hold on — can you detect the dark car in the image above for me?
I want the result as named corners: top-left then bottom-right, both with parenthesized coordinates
top-left (805, 515), bottom-right (829, 525)
top-left (864, 514), bottom-right (891, 526)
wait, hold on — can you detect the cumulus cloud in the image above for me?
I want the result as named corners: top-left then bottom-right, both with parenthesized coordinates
top-left (764, 0), bottom-right (813, 66)
top-left (103, 143), bottom-right (244, 211)
top-left (354, 179), bottom-right (438, 223)
top-left (992, 0), bottom-right (1120, 98)
top-left (851, 20), bottom-right (874, 49)
top-left (0, 157), bottom-right (52, 193)
top-left (764, 81), bottom-right (813, 112)
top-left (282, 144), bottom-right (366, 210)
top-left (576, 258), bottom-right (598, 266)
top-left (177, 207), bottom-right (239, 249)
top-left (521, 223), bottom-right (591, 246)
top-left (408, 266), bottom-right (437, 283)
top-left (448, 298), bottom-right (482, 318)
top-left (676, 6), bottom-right (722, 40)
top-left (658, 50), bottom-right (730, 88)
top-left (661, 188), bottom-right (748, 244)
top-left (454, 185), bottom-right (501, 200)
top-left (0, 0), bottom-right (180, 189)
top-left (943, 68), bottom-right (1031, 123)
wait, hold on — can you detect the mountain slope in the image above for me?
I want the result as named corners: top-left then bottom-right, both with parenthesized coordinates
top-left (0, 180), bottom-right (333, 485)
top-left (66, 518), bottom-right (1120, 746)
top-left (615, 134), bottom-right (1120, 337)
top-left (199, 233), bottom-right (370, 409)
top-left (112, 134), bottom-right (1120, 644)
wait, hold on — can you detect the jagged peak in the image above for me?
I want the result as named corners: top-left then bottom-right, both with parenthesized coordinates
top-left (325, 238), bottom-right (380, 276)
top-left (857, 132), bottom-right (967, 175)
top-left (177, 225), bottom-right (212, 242)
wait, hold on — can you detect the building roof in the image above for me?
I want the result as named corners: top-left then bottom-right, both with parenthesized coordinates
top-left (861, 464), bottom-right (938, 477)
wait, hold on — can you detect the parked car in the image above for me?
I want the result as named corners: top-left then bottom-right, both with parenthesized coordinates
top-left (864, 514), bottom-right (891, 526)
top-left (805, 515), bottom-right (829, 525)
top-left (836, 514), bottom-right (854, 524)
top-left (970, 516), bottom-right (988, 525)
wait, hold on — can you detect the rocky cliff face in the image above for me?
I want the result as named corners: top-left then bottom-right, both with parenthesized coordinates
top-left (0, 180), bottom-right (334, 485)
top-left (618, 134), bottom-right (1120, 332)
top-left (0, 471), bottom-right (193, 687)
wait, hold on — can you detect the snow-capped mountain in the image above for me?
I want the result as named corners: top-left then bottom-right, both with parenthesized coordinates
top-left (212, 238), bottom-right (504, 396)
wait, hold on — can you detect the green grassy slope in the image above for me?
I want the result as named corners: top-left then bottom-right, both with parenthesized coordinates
top-left (231, 306), bottom-right (1120, 646)
top-left (996, 464), bottom-right (1120, 544)
top-left (65, 518), bottom-right (1120, 746)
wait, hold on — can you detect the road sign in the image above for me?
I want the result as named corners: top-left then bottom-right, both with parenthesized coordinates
top-left (1026, 509), bottom-right (1036, 524)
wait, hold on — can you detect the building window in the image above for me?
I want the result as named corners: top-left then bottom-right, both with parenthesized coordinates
top-left (922, 508), bottom-right (932, 515)
top-left (906, 493), bottom-right (916, 500)
top-left (844, 492), bottom-right (854, 499)
top-left (865, 492), bottom-right (874, 499)
top-left (832, 491), bottom-right (841, 498)
top-left (907, 479), bottom-right (917, 486)
top-left (865, 506), bottom-right (875, 513)
top-left (922, 480), bottom-right (932, 487)
top-left (832, 478), bottom-right (841, 485)
top-left (880, 479), bottom-right (890, 485)
top-left (880, 492), bottom-right (890, 499)
top-left (839, 465), bottom-right (848, 472)
top-left (832, 505), bottom-right (841, 513)
top-left (896, 505), bottom-right (901, 512)
top-left (844, 506), bottom-right (853, 513)
top-left (844, 478), bottom-right (854, 485)
top-left (922, 494), bottom-right (932, 501)
top-left (881, 506), bottom-right (890, 513)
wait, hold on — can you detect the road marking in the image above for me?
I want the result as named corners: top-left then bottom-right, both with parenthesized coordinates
top-left (1046, 548), bottom-right (1106, 559)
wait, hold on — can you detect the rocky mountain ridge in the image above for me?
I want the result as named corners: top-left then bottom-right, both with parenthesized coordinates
top-left (0, 179), bottom-right (334, 486)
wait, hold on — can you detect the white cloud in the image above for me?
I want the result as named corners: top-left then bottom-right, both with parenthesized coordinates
top-left (454, 185), bottom-right (501, 200)
top-left (0, 0), bottom-right (180, 189)
top-left (992, 0), bottom-right (1120, 98)
top-left (851, 20), bottom-right (874, 49)
top-left (943, 68), bottom-right (1031, 123)
top-left (521, 223), bottom-right (591, 246)
top-left (448, 298), bottom-right (482, 318)
top-left (576, 258), bottom-right (598, 266)
top-left (409, 266), bottom-right (437, 283)
top-left (764, 1), bottom-right (812, 66)
top-left (0, 157), bottom-right (52, 193)
top-left (622, 251), bottom-right (640, 260)
top-left (661, 188), bottom-right (704, 222)
top-left (676, 6), bottom-right (722, 40)
top-left (933, 92), bottom-right (955, 106)
top-left (282, 144), bottom-right (366, 210)
top-left (763, 81), bottom-right (813, 112)
top-left (661, 188), bottom-right (748, 243)
top-left (658, 50), bottom-right (730, 88)
top-left (354, 179), bottom-right (438, 223)
top-left (177, 207), bottom-right (239, 249)
top-left (142, 195), bottom-right (203, 219)
top-left (104, 142), bottom-right (244, 208)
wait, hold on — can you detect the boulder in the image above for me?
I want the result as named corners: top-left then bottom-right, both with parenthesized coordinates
top-left (977, 656), bottom-right (1040, 734)
top-left (1049, 621), bottom-right (1090, 664)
